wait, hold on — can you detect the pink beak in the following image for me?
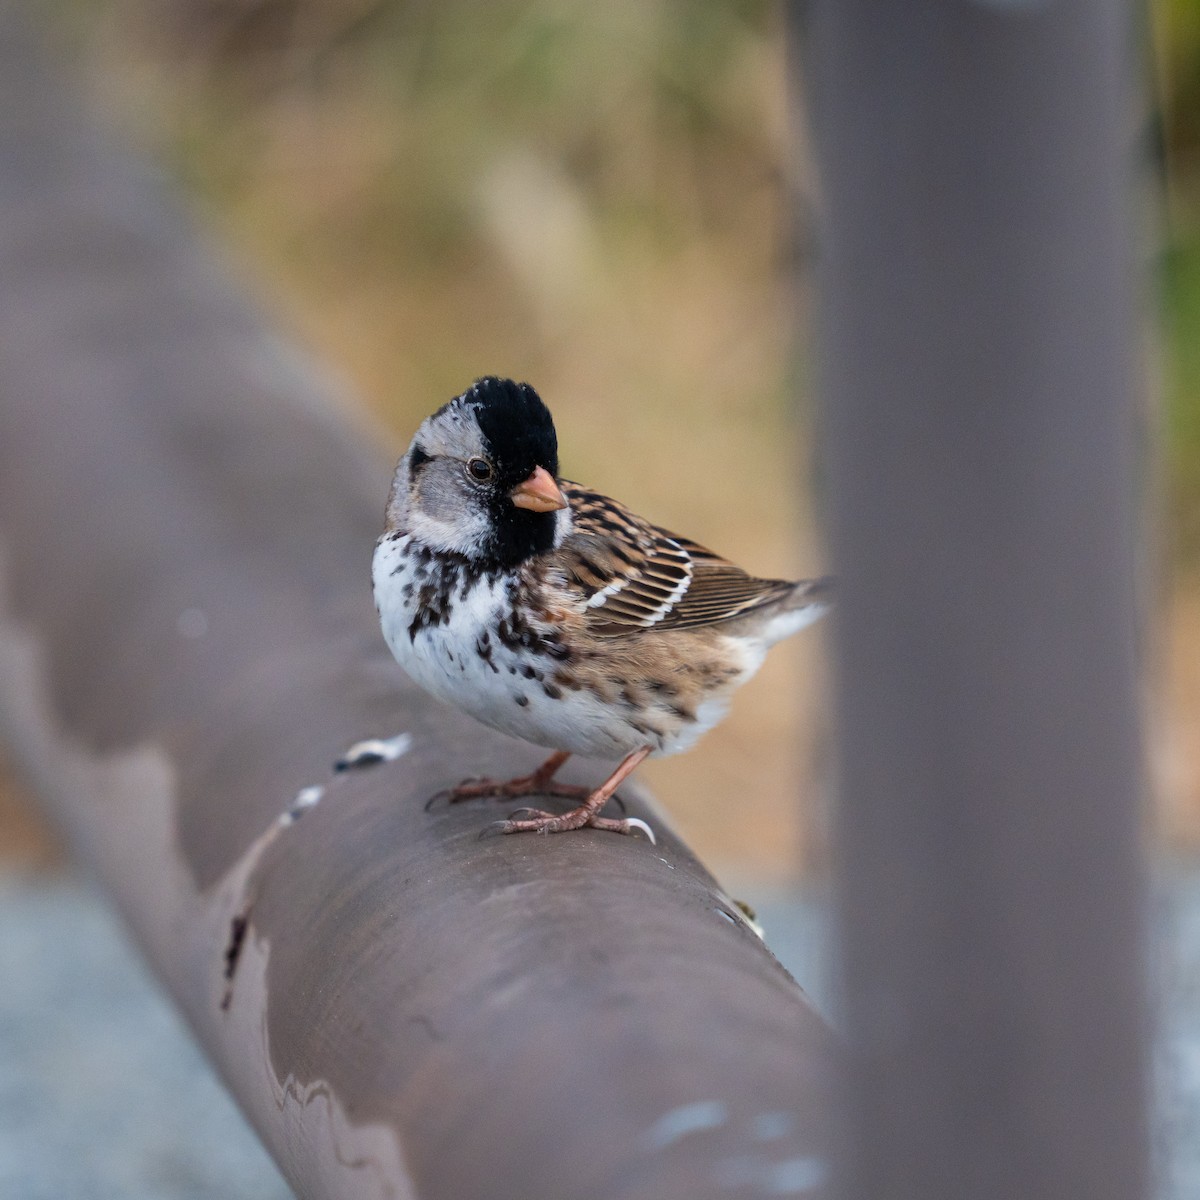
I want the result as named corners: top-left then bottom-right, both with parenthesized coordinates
top-left (509, 466), bottom-right (568, 513)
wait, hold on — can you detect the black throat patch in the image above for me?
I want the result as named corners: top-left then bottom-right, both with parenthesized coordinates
top-left (465, 377), bottom-right (562, 569)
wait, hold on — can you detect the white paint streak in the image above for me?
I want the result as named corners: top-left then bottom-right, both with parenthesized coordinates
top-left (715, 1153), bottom-right (828, 1194)
top-left (643, 1100), bottom-right (730, 1151)
top-left (235, 932), bottom-right (420, 1200)
top-left (282, 785), bottom-right (325, 825)
top-left (337, 733), bottom-right (413, 770)
top-left (766, 1157), bottom-right (829, 1194)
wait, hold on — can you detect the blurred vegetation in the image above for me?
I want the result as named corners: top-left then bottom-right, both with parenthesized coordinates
top-left (43, 0), bottom-right (799, 438)
top-left (19, 0), bottom-right (1200, 868)
top-left (38, 0), bottom-right (823, 877)
top-left (39, 0), bottom-right (1200, 559)
top-left (1156, 0), bottom-right (1200, 558)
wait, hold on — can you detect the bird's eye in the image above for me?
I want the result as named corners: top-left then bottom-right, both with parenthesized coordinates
top-left (466, 457), bottom-right (494, 483)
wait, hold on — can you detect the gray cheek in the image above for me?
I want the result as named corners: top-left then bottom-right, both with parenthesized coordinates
top-left (418, 464), bottom-right (492, 545)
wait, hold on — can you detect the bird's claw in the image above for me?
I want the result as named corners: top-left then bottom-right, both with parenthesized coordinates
top-left (478, 819), bottom-right (513, 840)
top-left (477, 811), bottom-right (656, 842)
top-left (424, 777), bottom-right (503, 811)
top-left (476, 815), bottom-right (563, 838)
top-left (619, 817), bottom-right (656, 843)
top-left (588, 814), bottom-right (656, 843)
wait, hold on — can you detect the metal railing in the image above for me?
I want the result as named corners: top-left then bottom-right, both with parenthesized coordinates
top-left (0, 10), bottom-right (835, 1200)
top-left (808, 2), bottom-right (1150, 1198)
top-left (0, 3), bottom-right (1151, 1198)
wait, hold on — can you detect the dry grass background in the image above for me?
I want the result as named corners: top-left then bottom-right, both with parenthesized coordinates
top-left (4, 0), bottom-right (1200, 878)
top-left (1, 0), bottom-right (829, 880)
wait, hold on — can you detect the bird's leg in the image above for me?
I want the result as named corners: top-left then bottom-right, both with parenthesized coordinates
top-left (488, 746), bottom-right (654, 840)
top-left (428, 750), bottom-right (590, 810)
top-left (508, 749), bottom-right (573, 794)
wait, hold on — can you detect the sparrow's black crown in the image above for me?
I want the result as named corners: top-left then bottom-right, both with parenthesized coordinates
top-left (464, 376), bottom-right (559, 487)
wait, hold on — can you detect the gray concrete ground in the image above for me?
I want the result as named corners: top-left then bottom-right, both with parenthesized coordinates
top-left (0, 874), bottom-right (291, 1200)
top-left (0, 871), bottom-right (1195, 1199)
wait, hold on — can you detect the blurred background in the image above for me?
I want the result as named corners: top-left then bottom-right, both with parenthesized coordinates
top-left (2, 0), bottom-right (1197, 879)
top-left (7, 0), bottom-right (829, 881)
top-left (1, 0), bottom-right (1199, 1196)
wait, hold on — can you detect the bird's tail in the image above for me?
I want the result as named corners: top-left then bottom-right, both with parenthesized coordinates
top-left (761, 575), bottom-right (834, 647)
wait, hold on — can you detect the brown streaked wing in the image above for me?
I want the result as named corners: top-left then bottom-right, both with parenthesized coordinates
top-left (663, 559), bottom-right (795, 630)
top-left (555, 481), bottom-right (793, 636)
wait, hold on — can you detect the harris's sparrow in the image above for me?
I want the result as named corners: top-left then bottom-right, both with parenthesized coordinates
top-left (373, 377), bottom-right (831, 840)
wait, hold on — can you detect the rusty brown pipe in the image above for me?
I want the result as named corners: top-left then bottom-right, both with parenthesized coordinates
top-left (0, 11), bottom-right (835, 1200)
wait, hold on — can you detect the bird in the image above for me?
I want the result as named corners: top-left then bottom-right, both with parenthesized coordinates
top-left (372, 376), bottom-right (831, 841)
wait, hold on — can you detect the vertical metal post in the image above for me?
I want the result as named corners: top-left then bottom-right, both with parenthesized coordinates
top-left (807, 3), bottom-right (1148, 1199)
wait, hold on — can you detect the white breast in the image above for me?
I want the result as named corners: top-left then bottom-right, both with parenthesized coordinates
top-left (372, 534), bottom-right (647, 759)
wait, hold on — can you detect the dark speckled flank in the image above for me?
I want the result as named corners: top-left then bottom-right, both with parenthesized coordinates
top-left (402, 546), bottom-right (577, 676)
top-left (403, 546), bottom-right (504, 642)
top-left (475, 630), bottom-right (499, 673)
